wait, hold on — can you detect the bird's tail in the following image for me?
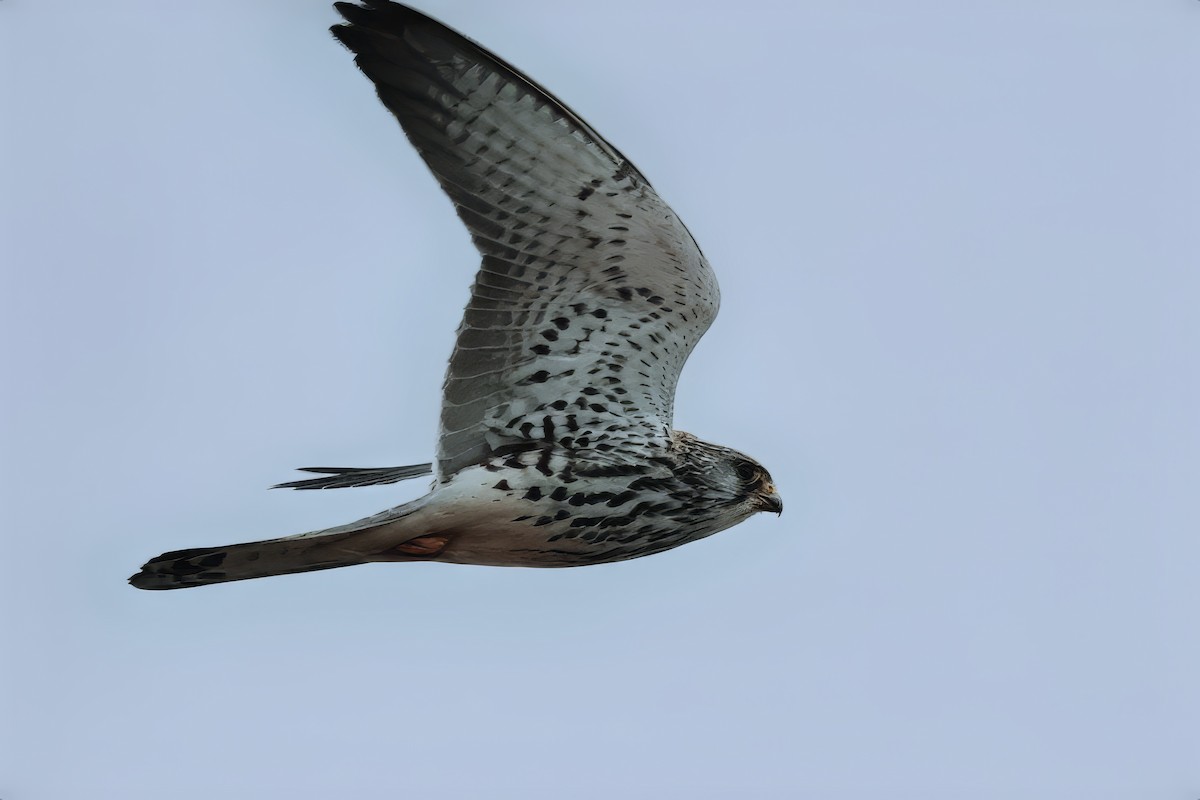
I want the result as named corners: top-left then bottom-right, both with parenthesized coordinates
top-left (129, 501), bottom-right (429, 590)
top-left (128, 531), bottom-right (365, 590)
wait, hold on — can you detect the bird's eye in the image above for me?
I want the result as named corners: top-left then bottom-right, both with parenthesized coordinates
top-left (734, 462), bottom-right (758, 482)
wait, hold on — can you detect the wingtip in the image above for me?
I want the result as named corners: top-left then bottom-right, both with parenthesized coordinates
top-left (332, 1), bottom-right (422, 28)
top-left (272, 466), bottom-right (345, 490)
top-left (273, 464), bottom-right (435, 490)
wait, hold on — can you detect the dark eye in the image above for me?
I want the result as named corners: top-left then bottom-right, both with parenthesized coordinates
top-left (734, 462), bottom-right (758, 482)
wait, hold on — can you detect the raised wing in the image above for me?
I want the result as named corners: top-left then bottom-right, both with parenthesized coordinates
top-left (333, 2), bottom-right (719, 481)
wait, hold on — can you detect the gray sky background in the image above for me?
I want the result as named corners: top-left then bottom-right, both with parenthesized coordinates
top-left (3, 1), bottom-right (1198, 797)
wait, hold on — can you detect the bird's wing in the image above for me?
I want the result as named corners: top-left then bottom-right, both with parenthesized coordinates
top-left (333, 2), bottom-right (720, 482)
top-left (272, 463), bottom-right (433, 490)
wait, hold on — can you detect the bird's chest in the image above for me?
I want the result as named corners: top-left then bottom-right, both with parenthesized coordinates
top-left (430, 456), bottom-right (700, 566)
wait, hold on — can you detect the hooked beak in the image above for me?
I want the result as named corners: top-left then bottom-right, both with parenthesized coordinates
top-left (757, 488), bottom-right (783, 516)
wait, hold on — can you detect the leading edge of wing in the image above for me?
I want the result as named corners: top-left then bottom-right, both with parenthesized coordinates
top-left (331, 1), bottom-right (648, 187)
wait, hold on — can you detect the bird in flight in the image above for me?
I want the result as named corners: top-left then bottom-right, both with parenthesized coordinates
top-left (130, 0), bottom-right (782, 590)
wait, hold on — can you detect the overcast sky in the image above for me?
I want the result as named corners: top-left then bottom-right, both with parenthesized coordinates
top-left (3, 1), bottom-right (1198, 798)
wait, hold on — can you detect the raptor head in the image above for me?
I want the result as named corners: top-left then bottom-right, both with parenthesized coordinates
top-left (674, 432), bottom-right (782, 520)
top-left (728, 453), bottom-right (783, 516)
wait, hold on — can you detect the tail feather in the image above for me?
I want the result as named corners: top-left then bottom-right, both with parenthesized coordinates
top-left (128, 535), bottom-right (367, 590)
top-left (272, 463), bottom-right (433, 490)
top-left (131, 494), bottom-right (432, 590)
